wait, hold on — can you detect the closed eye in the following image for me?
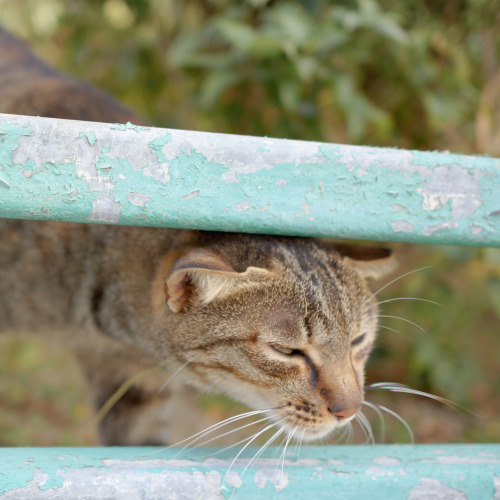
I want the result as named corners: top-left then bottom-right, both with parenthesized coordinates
top-left (351, 334), bottom-right (366, 346)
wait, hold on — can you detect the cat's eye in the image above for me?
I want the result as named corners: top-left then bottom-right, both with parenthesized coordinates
top-left (272, 345), bottom-right (295, 355)
top-left (351, 334), bottom-right (366, 346)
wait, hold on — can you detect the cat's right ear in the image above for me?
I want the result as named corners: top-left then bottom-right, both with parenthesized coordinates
top-left (152, 248), bottom-right (273, 313)
top-left (329, 243), bottom-right (397, 280)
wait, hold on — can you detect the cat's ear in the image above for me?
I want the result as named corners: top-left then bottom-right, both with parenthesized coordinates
top-left (329, 243), bottom-right (396, 280)
top-left (157, 248), bottom-right (272, 313)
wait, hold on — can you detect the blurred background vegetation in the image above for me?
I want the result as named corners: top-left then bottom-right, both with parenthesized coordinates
top-left (0, 0), bottom-right (499, 445)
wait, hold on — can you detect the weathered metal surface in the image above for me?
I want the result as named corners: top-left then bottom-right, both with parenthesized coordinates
top-left (0, 445), bottom-right (499, 499)
top-left (0, 112), bottom-right (499, 246)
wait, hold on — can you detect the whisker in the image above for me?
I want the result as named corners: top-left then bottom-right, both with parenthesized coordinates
top-left (207, 420), bottom-right (274, 458)
top-left (346, 421), bottom-right (354, 444)
top-left (241, 426), bottom-right (286, 481)
top-left (222, 422), bottom-right (279, 486)
top-left (377, 324), bottom-right (405, 336)
top-left (362, 266), bottom-right (431, 307)
top-left (273, 432), bottom-right (290, 458)
top-left (376, 297), bottom-right (442, 307)
top-left (354, 413), bottom-right (370, 444)
top-left (192, 382), bottom-right (217, 399)
top-left (151, 408), bottom-right (275, 455)
top-left (363, 400), bottom-right (386, 443)
top-left (278, 425), bottom-right (298, 475)
top-left (340, 424), bottom-right (351, 444)
top-left (295, 428), bottom-right (306, 462)
top-left (378, 315), bottom-right (427, 333)
top-left (357, 411), bottom-right (375, 444)
top-left (192, 414), bottom-right (275, 450)
top-left (366, 382), bottom-right (476, 416)
top-left (158, 358), bottom-right (195, 395)
top-left (375, 403), bottom-right (414, 443)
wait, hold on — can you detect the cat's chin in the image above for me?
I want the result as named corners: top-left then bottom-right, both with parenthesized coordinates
top-left (271, 409), bottom-right (356, 443)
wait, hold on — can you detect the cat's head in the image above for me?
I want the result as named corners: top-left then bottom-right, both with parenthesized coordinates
top-left (151, 235), bottom-right (395, 441)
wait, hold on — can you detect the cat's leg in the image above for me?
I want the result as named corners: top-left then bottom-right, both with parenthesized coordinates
top-left (73, 338), bottom-right (203, 446)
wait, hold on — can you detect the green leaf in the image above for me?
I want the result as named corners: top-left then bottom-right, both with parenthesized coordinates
top-left (215, 18), bottom-right (256, 51)
top-left (199, 71), bottom-right (242, 108)
top-left (248, 34), bottom-right (282, 58)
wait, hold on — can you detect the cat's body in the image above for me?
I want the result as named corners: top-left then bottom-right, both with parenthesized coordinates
top-left (0, 27), bottom-right (394, 445)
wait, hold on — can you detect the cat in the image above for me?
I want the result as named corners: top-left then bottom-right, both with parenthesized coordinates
top-left (0, 27), bottom-right (395, 446)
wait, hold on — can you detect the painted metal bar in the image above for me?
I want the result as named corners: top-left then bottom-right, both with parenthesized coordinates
top-left (0, 113), bottom-right (499, 247)
top-left (0, 445), bottom-right (499, 499)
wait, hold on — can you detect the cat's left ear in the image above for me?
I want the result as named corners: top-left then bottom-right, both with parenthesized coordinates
top-left (328, 243), bottom-right (397, 280)
top-left (154, 248), bottom-right (273, 313)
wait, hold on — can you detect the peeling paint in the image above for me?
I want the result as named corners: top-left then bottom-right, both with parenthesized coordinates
top-left (235, 200), bottom-right (250, 212)
top-left (434, 456), bottom-right (500, 465)
top-left (470, 224), bottom-right (484, 235)
top-left (423, 221), bottom-right (458, 236)
top-left (372, 457), bottom-right (402, 466)
top-left (494, 473), bottom-right (500, 499)
top-left (408, 478), bottom-right (467, 500)
top-left (366, 466), bottom-right (409, 477)
top-left (391, 220), bottom-right (414, 233)
top-left (0, 445), bottom-right (499, 499)
top-left (0, 113), bottom-right (499, 247)
top-left (127, 192), bottom-right (151, 207)
top-left (89, 192), bottom-right (121, 223)
top-left (254, 469), bottom-right (288, 491)
top-left (392, 204), bottom-right (406, 212)
top-left (183, 190), bottom-right (199, 200)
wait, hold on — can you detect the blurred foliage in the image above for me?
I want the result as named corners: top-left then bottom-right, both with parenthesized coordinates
top-left (0, 0), bottom-right (499, 444)
top-left (1, 0), bottom-right (500, 152)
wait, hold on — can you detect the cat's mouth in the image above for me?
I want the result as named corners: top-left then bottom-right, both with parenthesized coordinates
top-left (273, 401), bottom-right (357, 441)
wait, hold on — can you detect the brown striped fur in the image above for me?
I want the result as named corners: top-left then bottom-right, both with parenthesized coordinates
top-left (0, 27), bottom-right (394, 445)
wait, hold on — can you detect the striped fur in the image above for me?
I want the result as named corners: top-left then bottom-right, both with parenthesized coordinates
top-left (0, 27), bottom-right (393, 445)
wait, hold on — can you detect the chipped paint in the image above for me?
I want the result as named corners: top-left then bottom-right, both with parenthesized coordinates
top-left (127, 192), bottom-right (151, 207)
top-left (391, 220), bottom-right (414, 233)
top-left (0, 113), bottom-right (499, 247)
top-left (373, 456), bottom-right (402, 466)
top-left (494, 473), bottom-right (500, 499)
top-left (253, 469), bottom-right (288, 491)
top-left (0, 445), bottom-right (499, 499)
top-left (408, 478), bottom-right (467, 500)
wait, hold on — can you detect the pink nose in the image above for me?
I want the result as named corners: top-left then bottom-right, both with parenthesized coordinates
top-left (330, 407), bottom-right (360, 420)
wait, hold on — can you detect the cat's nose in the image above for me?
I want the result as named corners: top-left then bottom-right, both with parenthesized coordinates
top-left (329, 406), bottom-right (360, 420)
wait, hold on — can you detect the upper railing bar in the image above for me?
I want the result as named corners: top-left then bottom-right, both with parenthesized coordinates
top-left (1, 113), bottom-right (499, 247)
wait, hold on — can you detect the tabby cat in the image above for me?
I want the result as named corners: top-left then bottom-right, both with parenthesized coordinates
top-left (0, 27), bottom-right (394, 446)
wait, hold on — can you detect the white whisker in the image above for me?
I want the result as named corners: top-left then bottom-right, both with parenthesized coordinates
top-left (363, 266), bottom-right (431, 307)
top-left (346, 421), bottom-right (354, 444)
top-left (357, 411), bottom-right (375, 444)
top-left (158, 358), bottom-right (195, 395)
top-left (222, 422), bottom-right (278, 486)
top-left (207, 420), bottom-right (274, 458)
top-left (376, 297), bottom-right (442, 307)
top-left (354, 413), bottom-right (370, 443)
top-left (378, 324), bottom-right (405, 335)
top-left (296, 428), bottom-right (306, 462)
top-left (378, 315), bottom-right (427, 333)
top-left (152, 408), bottom-right (274, 456)
top-left (192, 414), bottom-right (275, 450)
top-left (363, 400), bottom-right (386, 443)
top-left (241, 426), bottom-right (286, 482)
top-left (375, 403), bottom-right (414, 443)
top-left (366, 382), bottom-right (475, 416)
top-left (278, 425), bottom-right (298, 474)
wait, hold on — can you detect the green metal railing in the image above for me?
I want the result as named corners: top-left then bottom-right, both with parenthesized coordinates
top-left (1, 113), bottom-right (499, 246)
top-left (1, 113), bottom-right (499, 499)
